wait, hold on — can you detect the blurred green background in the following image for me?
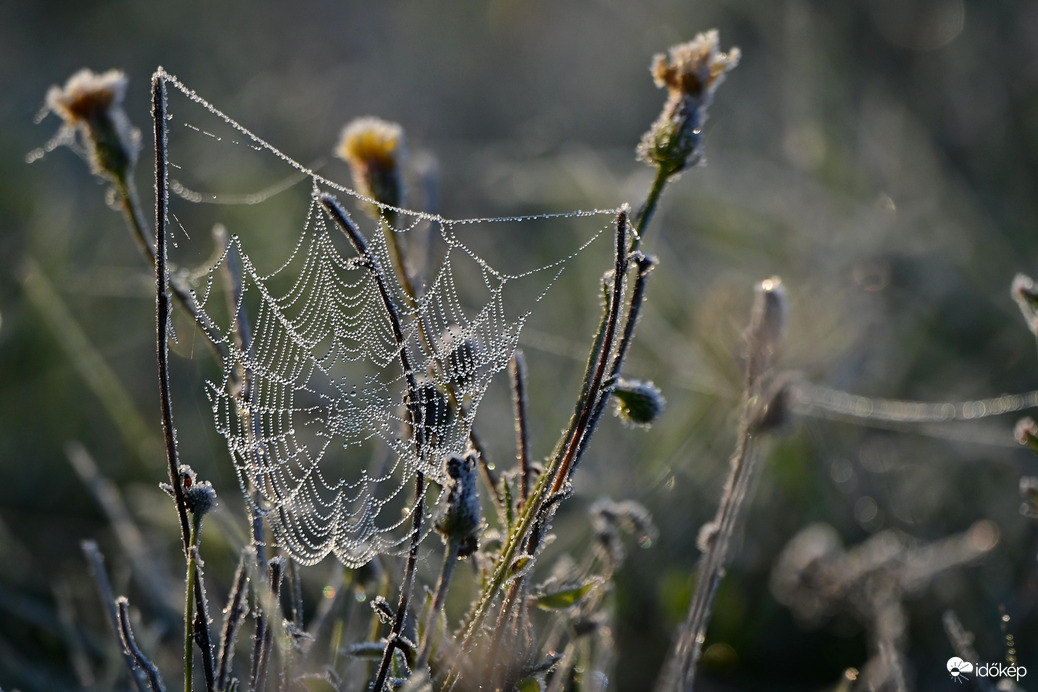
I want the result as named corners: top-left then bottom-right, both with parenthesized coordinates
top-left (3, 1), bottom-right (1038, 690)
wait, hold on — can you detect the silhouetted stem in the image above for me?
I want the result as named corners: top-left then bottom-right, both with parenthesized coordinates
top-left (574, 252), bottom-right (656, 467)
top-left (510, 351), bottom-right (532, 504)
top-left (372, 474), bottom-right (426, 691)
top-left (117, 598), bottom-right (167, 692)
top-left (549, 207), bottom-right (629, 495)
top-left (154, 70), bottom-right (216, 692)
top-left (81, 541), bottom-right (149, 692)
top-left (216, 552), bottom-right (250, 690)
top-left (184, 519), bottom-right (199, 692)
top-left (114, 149), bottom-right (226, 361)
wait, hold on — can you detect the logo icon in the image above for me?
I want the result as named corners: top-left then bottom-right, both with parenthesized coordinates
top-left (947, 657), bottom-right (974, 683)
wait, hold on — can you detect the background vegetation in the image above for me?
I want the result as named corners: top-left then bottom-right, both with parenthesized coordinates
top-left (2, 1), bottom-right (1038, 690)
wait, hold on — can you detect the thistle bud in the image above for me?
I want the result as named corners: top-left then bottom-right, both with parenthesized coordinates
top-left (436, 453), bottom-right (482, 557)
top-left (611, 378), bottom-right (665, 427)
top-left (335, 117), bottom-right (407, 220)
top-left (160, 464), bottom-right (218, 516)
top-left (637, 31), bottom-right (740, 177)
top-left (44, 69), bottom-right (140, 182)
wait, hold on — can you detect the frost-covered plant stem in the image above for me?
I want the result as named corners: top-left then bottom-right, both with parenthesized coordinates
top-left (184, 517), bottom-right (201, 692)
top-left (82, 541), bottom-right (150, 692)
top-left (152, 70), bottom-right (216, 690)
top-left (660, 278), bottom-right (786, 692)
top-left (631, 166), bottom-right (669, 253)
top-left (319, 192), bottom-right (431, 692)
top-left (445, 208), bottom-right (629, 688)
top-left (117, 598), bottom-right (167, 692)
top-left (416, 539), bottom-right (461, 669)
top-left (373, 477), bottom-right (426, 691)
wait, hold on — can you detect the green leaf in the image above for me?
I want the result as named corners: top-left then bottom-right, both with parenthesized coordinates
top-left (535, 577), bottom-right (602, 610)
top-left (516, 677), bottom-right (544, 692)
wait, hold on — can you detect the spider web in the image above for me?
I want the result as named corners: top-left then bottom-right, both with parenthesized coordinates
top-left (159, 74), bottom-right (620, 566)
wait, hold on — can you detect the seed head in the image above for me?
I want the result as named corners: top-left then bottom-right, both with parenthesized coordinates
top-left (335, 117), bottom-right (407, 216)
top-left (637, 31), bottom-right (740, 177)
top-left (44, 69), bottom-right (139, 181)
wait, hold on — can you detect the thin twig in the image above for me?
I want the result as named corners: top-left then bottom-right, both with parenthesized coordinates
top-left (81, 541), bottom-right (149, 692)
top-left (319, 193), bottom-right (423, 445)
top-left (510, 351), bottom-right (532, 505)
top-left (116, 597), bottom-right (167, 692)
top-left (549, 206), bottom-right (629, 495)
top-left (320, 192), bottom-right (430, 692)
top-left (250, 556), bottom-right (285, 692)
top-left (67, 443), bottom-right (177, 620)
top-left (574, 252), bottom-right (656, 468)
top-left (416, 539), bottom-right (461, 669)
top-left (372, 475), bottom-right (426, 691)
top-left (153, 69), bottom-right (216, 691)
top-left (153, 69), bottom-right (191, 563)
top-left (631, 166), bottom-right (669, 253)
top-left (216, 552), bottom-right (250, 691)
top-left (660, 278), bottom-right (786, 692)
top-left (468, 427), bottom-right (503, 509)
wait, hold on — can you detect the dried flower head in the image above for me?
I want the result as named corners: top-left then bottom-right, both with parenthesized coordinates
top-left (637, 30), bottom-right (740, 177)
top-left (436, 453), bottom-right (482, 557)
top-left (335, 117), bottom-right (407, 215)
top-left (44, 69), bottom-right (139, 181)
top-left (611, 378), bottom-right (666, 427)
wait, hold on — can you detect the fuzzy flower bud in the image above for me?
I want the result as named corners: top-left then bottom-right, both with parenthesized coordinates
top-left (1015, 417), bottom-right (1038, 455)
top-left (44, 69), bottom-right (140, 182)
top-left (1012, 274), bottom-right (1038, 335)
top-left (160, 464), bottom-right (218, 516)
top-left (436, 453), bottom-right (482, 557)
top-left (335, 117), bottom-right (407, 218)
top-left (611, 378), bottom-right (666, 427)
top-left (637, 31), bottom-right (740, 177)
